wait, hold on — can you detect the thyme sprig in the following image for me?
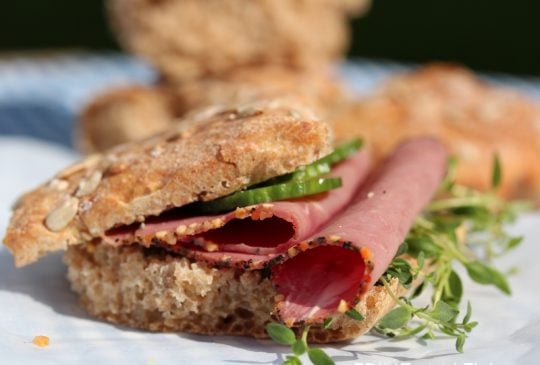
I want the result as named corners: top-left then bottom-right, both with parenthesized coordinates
top-left (375, 155), bottom-right (526, 352)
top-left (266, 323), bottom-right (335, 365)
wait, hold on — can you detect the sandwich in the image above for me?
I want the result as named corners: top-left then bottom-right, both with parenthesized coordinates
top-left (3, 98), bottom-right (518, 351)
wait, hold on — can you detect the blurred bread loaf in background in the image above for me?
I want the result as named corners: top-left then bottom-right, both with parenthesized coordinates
top-left (331, 64), bottom-right (540, 202)
top-left (79, 1), bottom-right (540, 204)
top-left (108, 0), bottom-right (370, 81)
top-left (78, 86), bottom-right (172, 153)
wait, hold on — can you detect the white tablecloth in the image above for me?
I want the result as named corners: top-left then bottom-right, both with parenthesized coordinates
top-left (1, 54), bottom-right (540, 364)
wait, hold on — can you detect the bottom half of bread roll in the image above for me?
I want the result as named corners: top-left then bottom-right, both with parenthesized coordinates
top-left (64, 243), bottom-right (406, 343)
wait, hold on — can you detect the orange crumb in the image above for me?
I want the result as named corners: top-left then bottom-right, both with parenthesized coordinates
top-left (337, 299), bottom-right (349, 313)
top-left (32, 335), bottom-right (49, 348)
top-left (360, 247), bottom-right (373, 261)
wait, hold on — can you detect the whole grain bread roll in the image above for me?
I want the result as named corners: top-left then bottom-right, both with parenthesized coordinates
top-left (107, 0), bottom-right (370, 81)
top-left (330, 64), bottom-right (540, 202)
top-left (77, 86), bottom-right (172, 154)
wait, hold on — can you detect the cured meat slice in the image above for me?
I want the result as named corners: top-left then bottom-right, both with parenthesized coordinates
top-left (105, 150), bottom-right (371, 261)
top-left (272, 137), bottom-right (448, 324)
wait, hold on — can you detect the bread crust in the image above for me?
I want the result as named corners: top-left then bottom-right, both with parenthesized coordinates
top-left (64, 243), bottom-right (406, 343)
top-left (4, 100), bottom-right (332, 266)
top-left (107, 0), bottom-right (370, 81)
top-left (78, 66), bottom-right (347, 153)
top-left (330, 64), bottom-right (540, 202)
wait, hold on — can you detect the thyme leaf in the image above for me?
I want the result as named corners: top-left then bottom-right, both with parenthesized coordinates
top-left (345, 308), bottom-right (365, 321)
top-left (307, 348), bottom-right (335, 365)
top-left (266, 323), bottom-right (296, 345)
top-left (491, 153), bottom-right (502, 189)
top-left (322, 318), bottom-right (334, 330)
top-left (265, 324), bottom-right (335, 365)
top-left (378, 306), bottom-right (412, 329)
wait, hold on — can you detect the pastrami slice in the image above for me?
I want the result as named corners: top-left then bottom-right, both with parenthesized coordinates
top-left (272, 137), bottom-right (448, 325)
top-left (105, 149), bottom-right (371, 261)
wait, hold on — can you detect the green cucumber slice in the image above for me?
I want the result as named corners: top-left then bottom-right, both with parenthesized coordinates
top-left (190, 139), bottom-right (361, 213)
top-left (256, 161), bottom-right (331, 187)
top-left (289, 138), bottom-right (363, 179)
top-left (193, 177), bottom-right (342, 214)
top-left (256, 138), bottom-right (363, 187)
top-left (318, 138), bottom-right (363, 166)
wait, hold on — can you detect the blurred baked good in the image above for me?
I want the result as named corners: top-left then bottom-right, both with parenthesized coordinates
top-left (77, 86), bottom-right (171, 153)
top-left (78, 66), bottom-right (347, 153)
top-left (330, 64), bottom-right (540, 201)
top-left (79, 62), bottom-right (540, 202)
top-left (107, 0), bottom-right (370, 81)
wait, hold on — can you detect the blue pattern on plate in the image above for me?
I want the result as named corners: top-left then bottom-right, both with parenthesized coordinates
top-left (0, 53), bottom-right (155, 147)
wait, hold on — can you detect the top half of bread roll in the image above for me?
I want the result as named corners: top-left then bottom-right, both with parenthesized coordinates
top-left (5, 98), bottom-right (332, 267)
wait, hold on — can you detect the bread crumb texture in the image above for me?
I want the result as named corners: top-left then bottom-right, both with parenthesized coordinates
top-left (64, 244), bottom-right (405, 343)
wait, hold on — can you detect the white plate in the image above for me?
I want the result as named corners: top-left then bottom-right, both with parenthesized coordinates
top-left (1, 137), bottom-right (539, 365)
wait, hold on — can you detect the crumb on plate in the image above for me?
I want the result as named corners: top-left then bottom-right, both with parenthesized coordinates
top-left (32, 335), bottom-right (49, 348)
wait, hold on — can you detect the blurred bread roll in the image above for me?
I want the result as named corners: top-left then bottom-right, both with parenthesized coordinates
top-left (78, 66), bottom-right (348, 153)
top-left (78, 86), bottom-right (171, 154)
top-left (107, 0), bottom-right (370, 81)
top-left (330, 64), bottom-right (540, 202)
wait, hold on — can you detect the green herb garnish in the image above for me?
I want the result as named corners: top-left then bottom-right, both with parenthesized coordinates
top-left (375, 154), bottom-right (525, 352)
top-left (345, 308), bottom-right (364, 321)
top-left (322, 317), bottom-right (334, 330)
top-left (266, 323), bottom-right (335, 365)
top-left (491, 153), bottom-right (502, 189)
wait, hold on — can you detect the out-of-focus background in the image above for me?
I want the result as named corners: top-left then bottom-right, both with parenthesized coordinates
top-left (1, 0), bottom-right (540, 150)
top-left (1, 0), bottom-right (539, 75)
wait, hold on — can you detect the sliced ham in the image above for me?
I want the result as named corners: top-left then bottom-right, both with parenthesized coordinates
top-left (271, 137), bottom-right (448, 324)
top-left (105, 149), bottom-right (372, 268)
